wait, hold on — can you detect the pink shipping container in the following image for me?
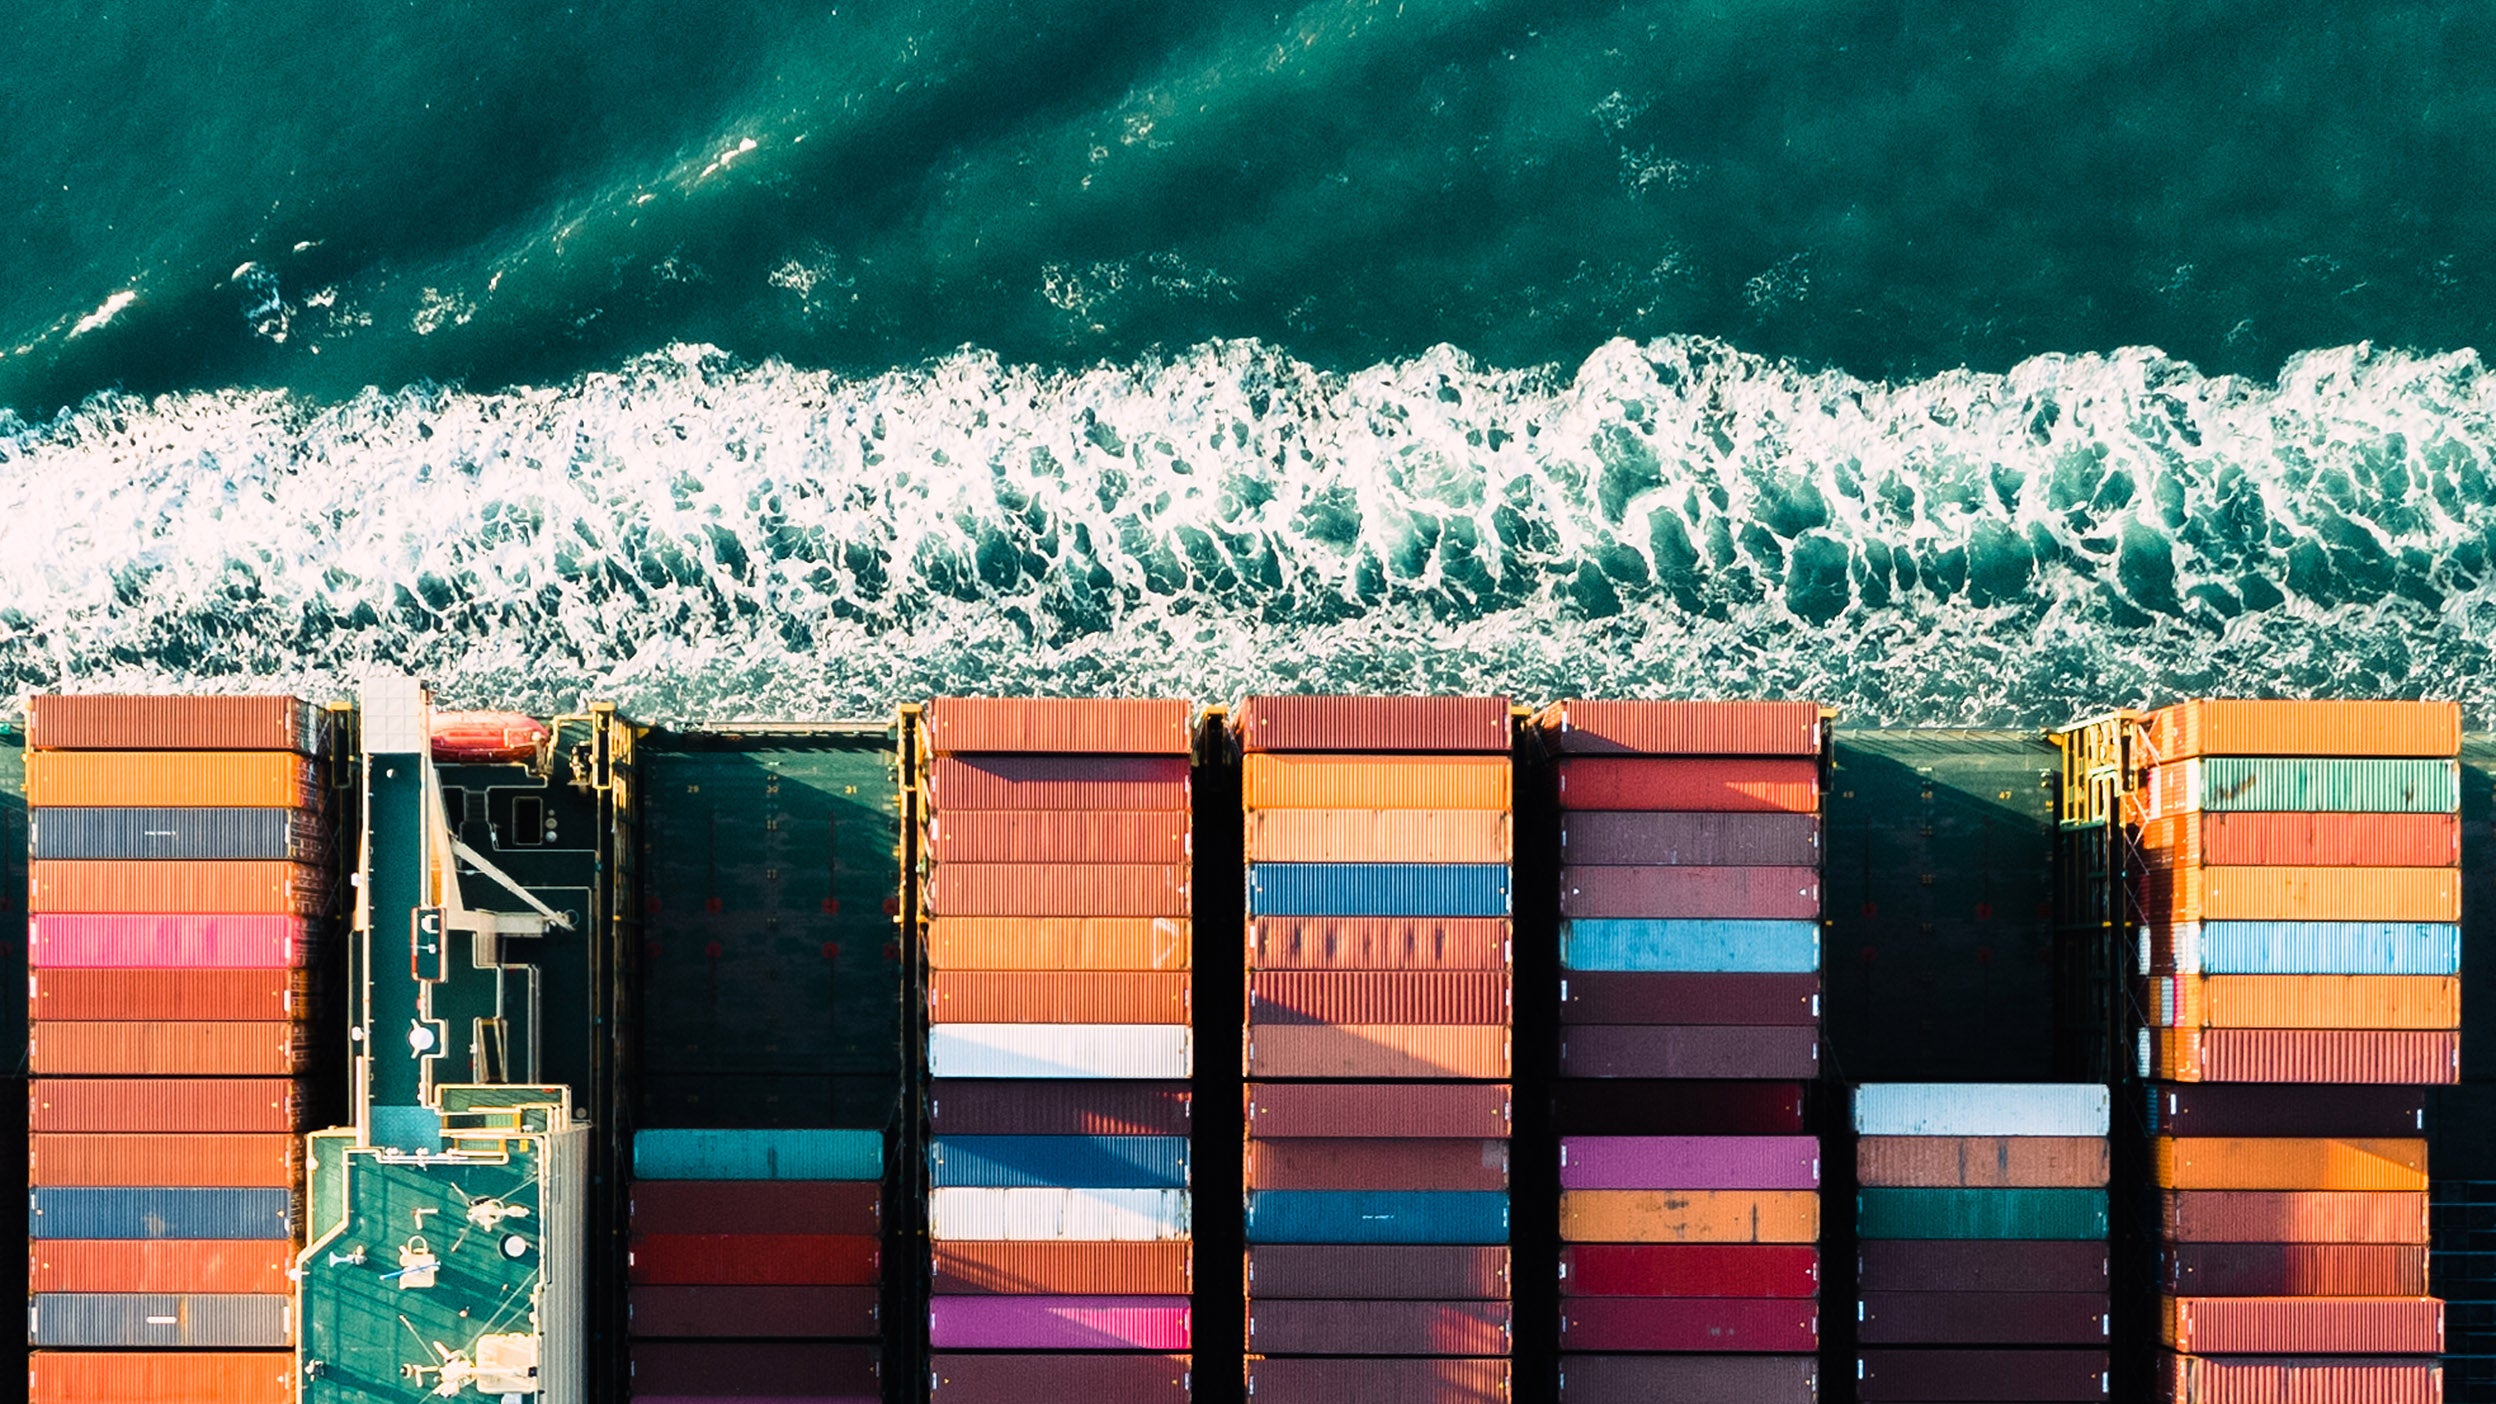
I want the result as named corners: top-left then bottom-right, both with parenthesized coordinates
top-left (1533, 698), bottom-right (1824, 756)
top-left (29, 914), bottom-right (312, 969)
top-left (2160, 1353), bottom-right (2442, 1404)
top-left (1558, 1296), bottom-right (1820, 1352)
top-left (926, 1295), bottom-right (1190, 1351)
top-left (1558, 1136), bottom-right (1821, 1191)
top-left (2164, 1296), bottom-right (2443, 1354)
top-left (1235, 695), bottom-right (1513, 753)
top-left (1558, 865), bottom-right (1821, 920)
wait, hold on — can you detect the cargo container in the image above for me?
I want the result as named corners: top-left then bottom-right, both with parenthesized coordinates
top-left (29, 1292), bottom-right (292, 1347)
top-left (2135, 809), bottom-right (2462, 869)
top-left (928, 916), bottom-right (1193, 971)
top-left (1558, 972), bottom-right (1820, 1026)
top-left (929, 1295), bottom-right (1192, 1350)
top-left (2138, 865), bottom-right (2459, 923)
top-left (925, 697), bottom-right (1194, 754)
top-left (932, 1240), bottom-right (1193, 1295)
top-left (926, 755), bottom-right (1191, 811)
top-left (28, 858), bottom-right (331, 915)
top-left (1855, 1188), bottom-right (2110, 1240)
top-left (1534, 698), bottom-right (1825, 756)
top-left (1557, 1024), bottom-right (1819, 1079)
top-left (1557, 1297), bottom-right (1818, 1352)
top-left (928, 809), bottom-right (1191, 865)
top-left (1556, 1352), bottom-right (1817, 1403)
top-left (1243, 1190), bottom-right (1511, 1245)
top-left (28, 1186), bottom-right (295, 1240)
top-left (1855, 1239), bottom-right (2109, 1294)
top-left (28, 693), bottom-right (325, 751)
top-left (1244, 1138), bottom-right (1511, 1191)
top-left (1242, 754), bottom-right (1513, 810)
top-left (927, 862), bottom-right (1192, 917)
top-left (2151, 1137), bottom-right (2428, 1191)
top-left (1855, 1347), bottom-right (2111, 1401)
top-left (1248, 861), bottom-right (1511, 917)
top-left (32, 805), bottom-right (333, 862)
top-left (931, 1135), bottom-right (1190, 1189)
top-left (628, 1283), bottom-right (880, 1338)
top-left (1557, 1136), bottom-right (1820, 1191)
top-left (2157, 1352), bottom-right (2442, 1404)
top-left (1856, 1291), bottom-right (2110, 1345)
top-left (30, 1133), bottom-right (301, 1187)
top-left (1556, 1189), bottom-right (1820, 1244)
top-left (1235, 695), bottom-right (1514, 753)
top-left (627, 1233), bottom-right (881, 1285)
top-left (31, 968), bottom-right (315, 1022)
top-left (28, 1349), bottom-right (298, 1404)
top-left (1558, 864), bottom-right (1821, 920)
top-left (1548, 1081), bottom-right (1808, 1135)
top-left (2141, 698), bottom-right (2461, 761)
top-left (1246, 807), bottom-right (1513, 863)
top-left (2135, 758), bottom-right (2459, 818)
top-left (2145, 974), bottom-right (2459, 1030)
top-left (627, 1341), bottom-right (881, 1399)
top-left (1248, 916), bottom-right (1511, 971)
top-left (930, 971), bottom-right (1191, 1024)
top-left (1559, 918), bottom-right (1820, 973)
top-left (2158, 1190), bottom-right (2429, 1244)
top-left (1552, 758), bottom-right (1820, 812)
top-left (2146, 1028), bottom-right (2459, 1084)
top-left (26, 751), bottom-right (324, 808)
top-left (1245, 1023), bottom-right (1511, 1079)
top-left (2145, 1083), bottom-right (2425, 1137)
top-left (29, 913), bottom-right (312, 968)
top-left (1557, 1243), bottom-right (1821, 1298)
top-left (1247, 1298), bottom-right (1512, 1355)
top-left (1243, 1356), bottom-right (1512, 1402)
top-left (930, 1080), bottom-right (1192, 1137)
top-left (927, 1024), bottom-right (1193, 1079)
top-left (2144, 920), bottom-right (2461, 975)
top-left (1249, 971), bottom-right (1512, 1025)
top-left (31, 1020), bottom-right (310, 1076)
top-left (2162, 1295), bottom-right (2443, 1353)
top-left (629, 1180), bottom-right (882, 1236)
top-left (1558, 810), bottom-right (1822, 867)
top-left (1246, 1244), bottom-right (1512, 1299)
top-left (929, 1353), bottom-right (1194, 1403)
top-left (631, 1128), bottom-right (883, 1181)
top-left (30, 1238), bottom-right (295, 1294)
top-left (1851, 1083), bottom-right (2112, 1137)
top-left (928, 1187), bottom-right (1193, 1241)
top-left (2159, 1241), bottom-right (2427, 1296)
top-left (1855, 1136), bottom-right (2110, 1188)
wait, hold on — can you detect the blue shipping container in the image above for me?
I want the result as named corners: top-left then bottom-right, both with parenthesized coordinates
top-left (1248, 863), bottom-right (1511, 918)
top-left (31, 806), bottom-right (329, 861)
top-left (931, 1135), bottom-right (1191, 1189)
top-left (29, 1187), bottom-right (294, 1240)
top-left (2157, 922), bottom-right (2461, 976)
top-left (1560, 919), bottom-right (1821, 973)
top-left (634, 1128), bottom-right (883, 1181)
top-left (1244, 1190), bottom-right (1510, 1245)
top-left (29, 1292), bottom-right (293, 1348)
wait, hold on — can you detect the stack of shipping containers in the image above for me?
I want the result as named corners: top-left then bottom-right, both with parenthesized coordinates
top-left (1852, 1083), bottom-right (2113, 1404)
top-left (920, 699), bottom-right (1196, 1402)
top-left (25, 695), bottom-right (328, 1404)
top-left (2134, 699), bottom-right (2457, 1402)
top-left (1238, 696), bottom-right (1515, 1402)
top-left (1538, 700), bottom-right (1824, 1404)
top-left (625, 1128), bottom-right (885, 1404)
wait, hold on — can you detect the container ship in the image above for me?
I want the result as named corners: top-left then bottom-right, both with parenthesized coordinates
top-left (6, 684), bottom-right (2490, 1403)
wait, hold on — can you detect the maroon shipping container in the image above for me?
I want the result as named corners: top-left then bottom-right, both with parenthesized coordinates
top-left (627, 1234), bottom-right (879, 1286)
top-left (628, 1284), bottom-right (879, 1338)
top-left (923, 697), bottom-right (1193, 756)
top-left (2160, 1191), bottom-right (2429, 1245)
top-left (1250, 971), bottom-right (1512, 1026)
top-left (1246, 1082), bottom-right (1511, 1138)
top-left (926, 809), bottom-right (1191, 864)
top-left (2159, 1242), bottom-right (2427, 1297)
top-left (1558, 1352), bottom-right (1818, 1403)
top-left (1248, 1298), bottom-right (1512, 1356)
top-left (2157, 1353), bottom-right (2443, 1404)
top-left (1243, 1356), bottom-right (1511, 1403)
top-left (931, 1353), bottom-right (1193, 1403)
top-left (1857, 1240), bottom-right (2109, 1295)
top-left (1858, 1291), bottom-right (2111, 1346)
top-left (924, 756), bottom-right (1190, 812)
top-left (1247, 1245), bottom-right (1512, 1300)
top-left (1534, 698), bottom-right (1823, 757)
top-left (628, 1181), bottom-right (880, 1237)
top-left (629, 1342), bottom-right (880, 1398)
top-left (1559, 810), bottom-right (1823, 866)
top-left (1235, 695), bottom-right (1513, 754)
top-left (1856, 1348), bottom-right (2110, 1401)
top-left (1249, 916), bottom-right (1512, 970)
top-left (1559, 972), bottom-right (1821, 1027)
top-left (1560, 865), bottom-right (1821, 920)
top-left (930, 1080), bottom-right (1190, 1136)
top-left (1560, 1244), bottom-right (1820, 1298)
top-left (1559, 1297), bottom-right (1819, 1352)
top-left (1553, 758), bottom-right (1820, 813)
top-left (1549, 1080), bottom-right (1809, 1135)
top-left (1245, 1138), bottom-right (1510, 1191)
top-left (2149, 1083), bottom-right (2426, 1138)
top-left (1559, 1025), bottom-right (1819, 1079)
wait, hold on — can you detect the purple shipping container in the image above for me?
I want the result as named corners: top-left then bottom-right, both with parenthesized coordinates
top-left (1559, 1136), bottom-right (1821, 1191)
top-left (1243, 1356), bottom-right (1511, 1402)
top-left (1560, 810), bottom-right (1823, 867)
top-left (1558, 1352), bottom-right (1818, 1403)
top-left (1560, 866), bottom-right (1821, 920)
top-left (29, 914), bottom-right (311, 969)
top-left (1560, 1025), bottom-right (1819, 1079)
top-left (1560, 972), bottom-right (1820, 1026)
top-left (1856, 1348), bottom-right (2109, 1402)
top-left (928, 1295), bottom-right (1190, 1351)
top-left (1857, 1240), bottom-right (2109, 1294)
top-left (930, 1353), bottom-right (1192, 1403)
top-left (1857, 1290), bottom-right (2111, 1345)
top-left (1551, 1081), bottom-right (1809, 1135)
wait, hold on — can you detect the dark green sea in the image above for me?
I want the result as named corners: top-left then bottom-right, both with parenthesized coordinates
top-left (2, 1), bottom-right (2492, 720)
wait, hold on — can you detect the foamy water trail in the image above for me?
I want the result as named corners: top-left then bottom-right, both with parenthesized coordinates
top-left (2, 337), bottom-right (2492, 724)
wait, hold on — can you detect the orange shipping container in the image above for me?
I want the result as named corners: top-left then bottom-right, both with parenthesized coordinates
top-left (31, 1239), bottom-right (295, 1295)
top-left (32, 969), bottom-right (315, 1022)
top-left (30, 1020), bottom-right (310, 1076)
top-left (932, 1240), bottom-right (1193, 1295)
top-left (2162, 1295), bottom-right (2444, 1354)
top-left (2137, 810), bottom-right (2461, 869)
top-left (1251, 971), bottom-right (1512, 1025)
top-left (2160, 1190), bottom-right (2429, 1244)
top-left (1245, 808), bottom-right (1514, 864)
top-left (30, 1349), bottom-right (297, 1404)
top-left (2138, 866), bottom-right (2458, 923)
top-left (28, 694), bottom-right (320, 752)
top-left (1248, 917), bottom-right (1511, 971)
top-left (2148, 975), bottom-right (2458, 1031)
top-left (31, 1079), bottom-right (305, 1134)
top-left (1855, 1137), bottom-right (2109, 1189)
top-left (924, 862), bottom-right (1189, 917)
top-left (1558, 1189), bottom-right (1820, 1244)
top-left (1243, 755), bottom-right (1512, 811)
top-left (2143, 699), bottom-right (2462, 761)
top-left (2160, 1353), bottom-right (2443, 1404)
top-left (31, 1133), bottom-right (302, 1187)
top-left (29, 860), bottom-right (330, 916)
top-left (2153, 1138), bottom-right (2429, 1192)
top-left (26, 751), bottom-right (323, 808)
top-left (1246, 1024), bottom-right (1511, 1079)
top-left (929, 972), bottom-right (1190, 1024)
top-left (926, 918), bottom-right (1191, 972)
top-left (924, 697), bottom-right (1194, 756)
top-left (2149, 1028), bottom-right (2458, 1085)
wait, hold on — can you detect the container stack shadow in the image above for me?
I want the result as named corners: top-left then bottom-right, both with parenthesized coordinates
top-left (919, 699), bottom-right (1197, 1402)
top-left (25, 695), bottom-right (332, 1404)
top-left (2133, 699), bottom-right (2458, 1403)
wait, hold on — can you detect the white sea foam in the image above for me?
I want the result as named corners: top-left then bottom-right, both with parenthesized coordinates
top-left (1, 337), bottom-right (2491, 724)
top-left (67, 290), bottom-right (138, 339)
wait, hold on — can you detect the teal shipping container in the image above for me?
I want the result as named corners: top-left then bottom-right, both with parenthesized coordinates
top-left (931, 1135), bottom-right (1190, 1189)
top-left (1245, 1190), bottom-right (1511, 1245)
top-left (1560, 919), bottom-right (1820, 973)
top-left (635, 1129), bottom-right (883, 1182)
top-left (2186, 758), bottom-right (2458, 813)
top-left (1857, 1188), bottom-right (2109, 1241)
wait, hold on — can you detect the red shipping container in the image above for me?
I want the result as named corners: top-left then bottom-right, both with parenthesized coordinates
top-left (31, 968), bottom-right (314, 1022)
top-left (1235, 695), bottom-right (1513, 753)
top-left (31, 1020), bottom-right (309, 1076)
top-left (1246, 1081), bottom-right (1511, 1138)
top-left (2138, 810), bottom-right (2461, 868)
top-left (1533, 698), bottom-right (1824, 756)
top-left (2160, 1191), bottom-right (2429, 1245)
top-left (1560, 865), bottom-right (1820, 919)
top-left (2159, 1353), bottom-right (2442, 1404)
top-left (1553, 758), bottom-right (1820, 813)
top-left (1857, 1239), bottom-right (2108, 1294)
top-left (930, 1353), bottom-right (1193, 1403)
top-left (1560, 1297), bottom-right (1818, 1352)
top-left (1250, 971), bottom-right (1512, 1025)
top-left (929, 1080), bottom-right (1190, 1137)
top-left (1243, 1357), bottom-right (1511, 1404)
top-left (932, 1241), bottom-right (1190, 1296)
top-left (628, 1234), bottom-right (880, 1286)
top-left (925, 755), bottom-right (1190, 812)
top-left (1858, 1290), bottom-right (2110, 1345)
top-left (1250, 916), bottom-right (1511, 970)
top-left (1558, 1353), bottom-right (1817, 1403)
top-left (1559, 972), bottom-right (1820, 1026)
top-left (629, 1181), bottom-right (880, 1237)
top-left (1559, 1243), bottom-right (1820, 1298)
top-left (2160, 1242), bottom-right (2426, 1297)
top-left (2163, 1296), bottom-right (2443, 1354)
top-left (1247, 1244), bottom-right (1511, 1300)
top-left (927, 809), bottom-right (1190, 864)
top-left (1559, 1024), bottom-right (1819, 1079)
top-left (30, 1133), bottom-right (301, 1187)
top-left (1248, 1298), bottom-right (1512, 1356)
top-left (925, 862), bottom-right (1190, 917)
top-left (31, 1239), bottom-right (294, 1294)
top-left (1245, 1138), bottom-right (1510, 1191)
top-left (28, 693), bottom-right (320, 751)
top-left (1857, 1348), bottom-right (2110, 1401)
top-left (30, 1350), bottom-right (297, 1404)
top-left (628, 1342), bottom-right (879, 1398)
top-left (924, 697), bottom-right (1193, 755)
top-left (1550, 1079), bottom-right (1809, 1135)
top-left (31, 1078), bottom-right (304, 1134)
top-left (628, 1284), bottom-right (878, 1338)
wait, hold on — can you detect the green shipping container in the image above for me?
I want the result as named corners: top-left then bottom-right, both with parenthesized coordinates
top-left (2193, 759), bottom-right (2459, 814)
top-left (1856, 1188), bottom-right (2109, 1241)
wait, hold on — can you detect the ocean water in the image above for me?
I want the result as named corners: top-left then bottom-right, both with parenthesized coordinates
top-left (3, 1), bottom-right (2492, 722)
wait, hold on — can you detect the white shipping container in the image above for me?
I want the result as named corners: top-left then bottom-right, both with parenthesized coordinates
top-left (928, 1024), bottom-right (1193, 1079)
top-left (929, 1187), bottom-right (1193, 1241)
top-left (1851, 1083), bottom-right (2111, 1137)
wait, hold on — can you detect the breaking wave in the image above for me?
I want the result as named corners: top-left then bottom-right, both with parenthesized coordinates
top-left (2, 336), bottom-right (2492, 725)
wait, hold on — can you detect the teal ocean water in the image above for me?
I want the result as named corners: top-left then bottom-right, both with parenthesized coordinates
top-left (3, 2), bottom-right (2492, 721)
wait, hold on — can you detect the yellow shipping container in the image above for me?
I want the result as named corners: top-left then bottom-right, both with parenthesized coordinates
top-left (926, 917), bottom-right (1191, 972)
top-left (2143, 866), bottom-right (2458, 923)
top-left (1243, 755), bottom-right (1512, 811)
top-left (1558, 1189), bottom-right (1820, 1244)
